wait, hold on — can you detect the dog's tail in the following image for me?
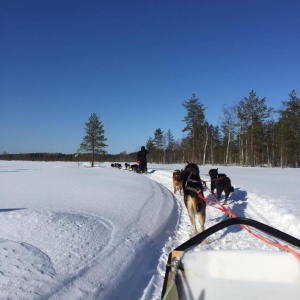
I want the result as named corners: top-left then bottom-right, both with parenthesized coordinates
top-left (228, 177), bottom-right (234, 192)
top-left (225, 177), bottom-right (234, 193)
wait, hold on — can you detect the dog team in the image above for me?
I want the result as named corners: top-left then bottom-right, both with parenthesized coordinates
top-left (113, 160), bottom-right (234, 236)
top-left (111, 146), bottom-right (149, 174)
top-left (110, 162), bottom-right (145, 173)
top-left (173, 163), bottom-right (234, 236)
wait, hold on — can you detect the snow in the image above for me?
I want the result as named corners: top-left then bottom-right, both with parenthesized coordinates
top-left (0, 161), bottom-right (299, 300)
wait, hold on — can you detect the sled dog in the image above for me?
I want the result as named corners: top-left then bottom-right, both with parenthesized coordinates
top-left (172, 169), bottom-right (182, 195)
top-left (208, 168), bottom-right (234, 204)
top-left (180, 163), bottom-right (206, 235)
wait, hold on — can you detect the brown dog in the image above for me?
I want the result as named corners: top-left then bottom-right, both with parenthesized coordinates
top-left (173, 169), bottom-right (182, 195)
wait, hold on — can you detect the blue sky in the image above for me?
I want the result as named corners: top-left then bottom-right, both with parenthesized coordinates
top-left (1, 0), bottom-right (299, 155)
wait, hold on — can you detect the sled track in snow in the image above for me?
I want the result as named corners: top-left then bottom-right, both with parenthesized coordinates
top-left (142, 168), bottom-right (300, 300)
top-left (146, 170), bottom-right (281, 248)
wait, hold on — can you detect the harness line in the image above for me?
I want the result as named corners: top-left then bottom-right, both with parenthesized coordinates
top-left (195, 182), bottom-right (300, 261)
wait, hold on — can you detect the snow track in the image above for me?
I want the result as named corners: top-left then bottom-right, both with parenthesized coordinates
top-left (141, 166), bottom-right (298, 299)
top-left (1, 162), bottom-right (299, 300)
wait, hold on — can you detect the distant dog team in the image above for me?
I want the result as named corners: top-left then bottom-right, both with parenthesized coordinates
top-left (111, 163), bottom-right (122, 169)
top-left (111, 162), bottom-right (140, 173)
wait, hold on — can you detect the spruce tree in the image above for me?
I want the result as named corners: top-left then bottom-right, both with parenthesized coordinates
top-left (78, 113), bottom-right (107, 167)
top-left (166, 129), bottom-right (175, 151)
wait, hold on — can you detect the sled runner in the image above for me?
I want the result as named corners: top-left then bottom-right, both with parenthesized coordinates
top-left (161, 217), bottom-right (300, 300)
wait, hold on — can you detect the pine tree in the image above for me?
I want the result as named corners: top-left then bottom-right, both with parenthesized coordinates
top-left (182, 94), bottom-right (206, 163)
top-left (221, 104), bottom-right (237, 165)
top-left (153, 128), bottom-right (164, 163)
top-left (165, 129), bottom-right (175, 163)
top-left (146, 137), bottom-right (155, 162)
top-left (237, 90), bottom-right (273, 166)
top-left (277, 90), bottom-right (300, 167)
top-left (208, 125), bottom-right (222, 164)
top-left (78, 113), bottom-right (107, 167)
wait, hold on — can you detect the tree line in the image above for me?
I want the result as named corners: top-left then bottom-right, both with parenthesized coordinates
top-left (145, 89), bottom-right (300, 167)
top-left (1, 89), bottom-right (299, 167)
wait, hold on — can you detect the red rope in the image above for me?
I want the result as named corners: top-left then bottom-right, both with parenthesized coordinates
top-left (196, 188), bottom-right (300, 261)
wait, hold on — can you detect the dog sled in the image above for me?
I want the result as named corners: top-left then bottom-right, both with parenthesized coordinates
top-left (161, 217), bottom-right (300, 300)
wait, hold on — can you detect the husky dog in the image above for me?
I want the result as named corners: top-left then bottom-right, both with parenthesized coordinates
top-left (180, 163), bottom-right (206, 235)
top-left (172, 169), bottom-right (182, 195)
top-left (130, 164), bottom-right (140, 173)
top-left (111, 163), bottom-right (122, 169)
top-left (209, 168), bottom-right (234, 204)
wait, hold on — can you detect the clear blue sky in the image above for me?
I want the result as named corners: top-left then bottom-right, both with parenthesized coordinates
top-left (1, 0), bottom-right (299, 155)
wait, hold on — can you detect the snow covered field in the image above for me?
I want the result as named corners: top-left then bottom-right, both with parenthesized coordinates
top-left (1, 161), bottom-right (299, 299)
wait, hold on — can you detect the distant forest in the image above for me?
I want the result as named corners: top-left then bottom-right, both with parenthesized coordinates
top-left (1, 89), bottom-right (299, 168)
top-left (0, 152), bottom-right (138, 164)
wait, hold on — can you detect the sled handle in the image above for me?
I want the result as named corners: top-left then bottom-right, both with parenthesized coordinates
top-left (175, 217), bottom-right (300, 252)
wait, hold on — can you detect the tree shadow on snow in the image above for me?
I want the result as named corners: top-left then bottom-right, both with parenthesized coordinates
top-left (0, 208), bottom-right (27, 213)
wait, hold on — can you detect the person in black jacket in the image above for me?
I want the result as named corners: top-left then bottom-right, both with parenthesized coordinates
top-left (137, 146), bottom-right (148, 173)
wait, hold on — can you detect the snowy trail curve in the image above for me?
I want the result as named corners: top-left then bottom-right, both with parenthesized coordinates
top-left (141, 165), bottom-right (300, 299)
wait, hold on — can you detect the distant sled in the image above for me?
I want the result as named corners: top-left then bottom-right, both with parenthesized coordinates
top-left (161, 217), bottom-right (300, 300)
